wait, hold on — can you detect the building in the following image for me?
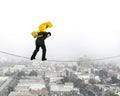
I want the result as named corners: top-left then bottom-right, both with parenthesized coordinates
top-left (8, 92), bottom-right (37, 96)
top-left (50, 82), bottom-right (80, 95)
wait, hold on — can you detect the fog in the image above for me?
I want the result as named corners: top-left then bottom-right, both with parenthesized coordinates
top-left (0, 0), bottom-right (120, 60)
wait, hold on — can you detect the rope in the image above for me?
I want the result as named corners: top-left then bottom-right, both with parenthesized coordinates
top-left (92, 55), bottom-right (120, 61)
top-left (0, 51), bottom-right (30, 60)
top-left (0, 50), bottom-right (120, 62)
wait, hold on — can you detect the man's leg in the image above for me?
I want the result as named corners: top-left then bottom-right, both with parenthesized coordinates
top-left (41, 45), bottom-right (47, 61)
top-left (31, 45), bottom-right (40, 60)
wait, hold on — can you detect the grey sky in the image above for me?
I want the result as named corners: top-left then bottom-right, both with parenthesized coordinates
top-left (0, 0), bottom-right (120, 60)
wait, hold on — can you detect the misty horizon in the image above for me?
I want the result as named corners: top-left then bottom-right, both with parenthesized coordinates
top-left (0, 0), bottom-right (120, 61)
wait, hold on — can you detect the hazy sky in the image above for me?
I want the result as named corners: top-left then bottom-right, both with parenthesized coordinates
top-left (0, 0), bottom-right (120, 60)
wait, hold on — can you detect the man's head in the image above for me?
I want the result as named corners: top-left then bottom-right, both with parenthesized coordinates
top-left (47, 32), bottom-right (51, 38)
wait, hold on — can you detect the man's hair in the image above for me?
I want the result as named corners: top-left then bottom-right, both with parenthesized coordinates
top-left (47, 32), bottom-right (51, 36)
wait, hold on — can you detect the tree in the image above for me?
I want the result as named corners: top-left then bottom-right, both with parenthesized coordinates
top-left (107, 93), bottom-right (119, 96)
top-left (17, 71), bottom-right (25, 77)
top-left (73, 79), bottom-right (83, 88)
top-left (72, 66), bottom-right (77, 71)
top-left (89, 78), bottom-right (97, 84)
top-left (29, 70), bottom-right (37, 76)
top-left (92, 85), bottom-right (99, 93)
top-left (7, 86), bottom-right (14, 94)
top-left (61, 76), bottom-right (69, 84)
top-left (111, 76), bottom-right (119, 84)
top-left (99, 69), bottom-right (108, 79)
top-left (105, 90), bottom-right (119, 96)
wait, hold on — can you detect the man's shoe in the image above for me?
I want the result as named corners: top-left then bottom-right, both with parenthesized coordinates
top-left (42, 58), bottom-right (47, 61)
top-left (31, 57), bottom-right (35, 60)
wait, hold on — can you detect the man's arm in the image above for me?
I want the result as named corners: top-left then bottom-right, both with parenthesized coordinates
top-left (38, 32), bottom-right (47, 36)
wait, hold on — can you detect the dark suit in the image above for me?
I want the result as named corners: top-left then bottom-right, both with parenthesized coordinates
top-left (31, 32), bottom-right (48, 60)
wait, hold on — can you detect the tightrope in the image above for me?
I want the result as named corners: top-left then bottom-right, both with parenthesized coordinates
top-left (0, 50), bottom-right (120, 62)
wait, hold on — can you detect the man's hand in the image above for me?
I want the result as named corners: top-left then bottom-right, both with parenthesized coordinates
top-left (35, 32), bottom-right (38, 36)
top-left (31, 31), bottom-right (38, 38)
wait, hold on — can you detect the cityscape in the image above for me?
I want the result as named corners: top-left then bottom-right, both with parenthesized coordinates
top-left (0, 0), bottom-right (120, 96)
top-left (0, 55), bottom-right (120, 96)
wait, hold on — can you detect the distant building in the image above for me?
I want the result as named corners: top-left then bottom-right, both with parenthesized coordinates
top-left (77, 74), bottom-right (91, 84)
top-left (8, 65), bottom-right (25, 72)
top-left (95, 84), bottom-right (120, 93)
top-left (15, 86), bottom-right (30, 92)
top-left (45, 70), bottom-right (66, 78)
top-left (50, 82), bottom-right (80, 95)
top-left (13, 77), bottom-right (48, 96)
top-left (30, 86), bottom-right (48, 96)
top-left (49, 77), bottom-right (64, 83)
top-left (8, 92), bottom-right (37, 96)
